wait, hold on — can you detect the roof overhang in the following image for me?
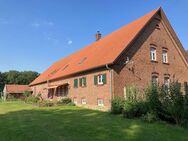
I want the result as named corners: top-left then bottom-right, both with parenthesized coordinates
top-left (44, 83), bottom-right (69, 90)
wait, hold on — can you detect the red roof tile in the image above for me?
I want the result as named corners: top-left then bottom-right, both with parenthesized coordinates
top-left (30, 8), bottom-right (160, 86)
top-left (5, 84), bottom-right (31, 94)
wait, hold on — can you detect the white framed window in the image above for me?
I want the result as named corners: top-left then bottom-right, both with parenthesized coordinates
top-left (152, 75), bottom-right (158, 85)
top-left (98, 75), bottom-right (103, 85)
top-left (81, 79), bottom-right (85, 87)
top-left (79, 77), bottom-right (86, 87)
top-left (81, 98), bottom-right (86, 105)
top-left (73, 98), bottom-right (77, 104)
top-left (150, 47), bottom-right (157, 61)
top-left (162, 50), bottom-right (168, 63)
top-left (164, 77), bottom-right (170, 88)
top-left (97, 99), bottom-right (104, 106)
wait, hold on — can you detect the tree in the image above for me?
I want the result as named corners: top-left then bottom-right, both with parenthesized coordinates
top-left (0, 72), bottom-right (6, 93)
top-left (0, 70), bottom-right (39, 92)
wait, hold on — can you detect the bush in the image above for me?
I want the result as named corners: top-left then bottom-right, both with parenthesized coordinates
top-left (163, 82), bottom-right (186, 125)
top-left (145, 84), bottom-right (162, 117)
top-left (57, 97), bottom-right (72, 105)
top-left (26, 96), bottom-right (40, 104)
top-left (142, 112), bottom-right (158, 123)
top-left (38, 100), bottom-right (54, 107)
top-left (23, 91), bottom-right (32, 97)
top-left (111, 97), bottom-right (125, 114)
top-left (123, 101), bottom-right (147, 118)
top-left (126, 85), bottom-right (140, 102)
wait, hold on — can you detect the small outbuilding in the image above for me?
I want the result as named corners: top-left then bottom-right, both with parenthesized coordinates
top-left (3, 84), bottom-right (32, 100)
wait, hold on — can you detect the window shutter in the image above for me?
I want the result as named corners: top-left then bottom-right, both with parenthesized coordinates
top-left (102, 74), bottom-right (107, 84)
top-left (74, 79), bottom-right (78, 88)
top-left (184, 82), bottom-right (188, 95)
top-left (94, 75), bottom-right (97, 85)
top-left (79, 78), bottom-right (82, 87)
top-left (83, 77), bottom-right (86, 86)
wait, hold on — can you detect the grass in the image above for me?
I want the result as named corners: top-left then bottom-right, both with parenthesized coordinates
top-left (0, 101), bottom-right (188, 141)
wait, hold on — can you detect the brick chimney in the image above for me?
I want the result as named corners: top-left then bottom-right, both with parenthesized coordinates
top-left (95, 31), bottom-right (102, 41)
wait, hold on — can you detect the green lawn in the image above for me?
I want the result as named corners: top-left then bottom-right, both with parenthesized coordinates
top-left (0, 101), bottom-right (188, 141)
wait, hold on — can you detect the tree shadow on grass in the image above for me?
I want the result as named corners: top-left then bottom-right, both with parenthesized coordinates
top-left (0, 106), bottom-right (187, 141)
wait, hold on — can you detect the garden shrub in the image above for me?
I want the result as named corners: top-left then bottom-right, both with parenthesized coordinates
top-left (123, 101), bottom-right (147, 118)
top-left (164, 82), bottom-right (186, 125)
top-left (145, 84), bottom-right (162, 117)
top-left (111, 96), bottom-right (125, 114)
top-left (26, 96), bottom-right (40, 104)
top-left (126, 85), bottom-right (140, 102)
top-left (142, 112), bottom-right (158, 123)
top-left (23, 91), bottom-right (32, 97)
top-left (56, 97), bottom-right (73, 105)
top-left (38, 100), bottom-right (54, 107)
top-left (122, 85), bottom-right (147, 118)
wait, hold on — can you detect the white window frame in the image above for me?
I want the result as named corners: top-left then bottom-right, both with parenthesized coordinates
top-left (150, 47), bottom-right (157, 61)
top-left (81, 78), bottom-right (85, 87)
top-left (73, 98), bottom-right (77, 104)
top-left (97, 75), bottom-right (103, 85)
top-left (81, 98), bottom-right (86, 105)
top-left (162, 50), bottom-right (168, 63)
top-left (97, 99), bottom-right (104, 107)
top-left (164, 77), bottom-right (170, 88)
top-left (152, 75), bottom-right (158, 85)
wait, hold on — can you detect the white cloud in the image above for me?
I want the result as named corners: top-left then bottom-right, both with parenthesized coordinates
top-left (45, 21), bottom-right (54, 26)
top-left (67, 40), bottom-right (73, 45)
top-left (31, 21), bottom-right (54, 28)
top-left (47, 36), bottom-right (59, 46)
top-left (31, 22), bottom-right (40, 28)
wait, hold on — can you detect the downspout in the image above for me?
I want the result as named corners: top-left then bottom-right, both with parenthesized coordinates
top-left (106, 64), bottom-right (113, 104)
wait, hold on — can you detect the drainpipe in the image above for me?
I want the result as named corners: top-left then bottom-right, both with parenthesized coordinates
top-left (105, 64), bottom-right (113, 103)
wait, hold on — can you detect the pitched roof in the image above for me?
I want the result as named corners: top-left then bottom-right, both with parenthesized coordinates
top-left (5, 84), bottom-right (31, 94)
top-left (30, 7), bottom-right (167, 86)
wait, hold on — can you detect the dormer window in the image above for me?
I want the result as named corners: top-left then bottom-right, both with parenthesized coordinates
top-left (162, 49), bottom-right (168, 63)
top-left (150, 47), bottom-right (157, 61)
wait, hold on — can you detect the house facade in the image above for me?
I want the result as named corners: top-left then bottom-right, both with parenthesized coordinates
top-left (30, 8), bottom-right (188, 110)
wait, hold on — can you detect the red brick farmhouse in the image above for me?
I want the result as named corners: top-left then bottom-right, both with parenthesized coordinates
top-left (30, 8), bottom-right (188, 110)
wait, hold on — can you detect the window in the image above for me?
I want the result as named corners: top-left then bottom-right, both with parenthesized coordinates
top-left (150, 47), bottom-right (157, 61)
top-left (48, 89), bottom-right (54, 99)
top-left (79, 77), bottom-right (86, 87)
top-left (162, 50), bottom-right (168, 63)
top-left (73, 98), bottom-right (77, 104)
top-left (94, 74), bottom-right (107, 85)
top-left (56, 86), bottom-right (63, 96)
top-left (98, 75), bottom-right (103, 85)
top-left (152, 75), bottom-right (158, 85)
top-left (97, 99), bottom-right (104, 106)
top-left (164, 77), bottom-right (170, 88)
top-left (156, 24), bottom-right (160, 30)
top-left (74, 79), bottom-right (78, 88)
top-left (81, 98), bottom-right (86, 105)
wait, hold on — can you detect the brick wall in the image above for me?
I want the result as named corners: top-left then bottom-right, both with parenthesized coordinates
top-left (31, 68), bottom-right (112, 110)
top-left (113, 14), bottom-right (188, 97)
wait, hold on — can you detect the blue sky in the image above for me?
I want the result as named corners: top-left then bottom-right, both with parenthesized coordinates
top-left (0, 0), bottom-right (188, 73)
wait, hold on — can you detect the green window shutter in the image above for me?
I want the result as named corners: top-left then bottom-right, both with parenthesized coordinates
top-left (102, 73), bottom-right (107, 84)
top-left (79, 78), bottom-right (82, 87)
top-left (74, 79), bottom-right (78, 88)
top-left (94, 75), bottom-right (98, 85)
top-left (184, 82), bottom-right (188, 95)
top-left (83, 77), bottom-right (86, 86)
